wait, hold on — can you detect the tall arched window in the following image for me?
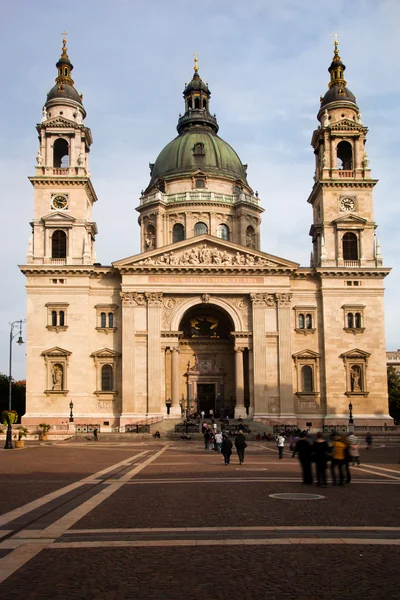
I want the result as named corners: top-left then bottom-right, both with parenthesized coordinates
top-left (194, 222), bottom-right (208, 236)
top-left (342, 232), bottom-right (358, 260)
top-left (355, 313), bottom-right (362, 328)
top-left (337, 141), bottom-right (353, 170)
top-left (305, 314), bottom-right (312, 329)
top-left (301, 366), bottom-right (313, 392)
top-left (59, 311), bottom-right (65, 327)
top-left (52, 230), bottom-right (67, 258)
top-left (298, 314), bottom-right (305, 329)
top-left (52, 311), bottom-right (57, 326)
top-left (217, 224), bottom-right (229, 240)
top-left (100, 312), bottom-right (107, 328)
top-left (194, 97), bottom-right (200, 109)
top-left (53, 138), bottom-right (69, 168)
top-left (101, 365), bottom-right (114, 391)
top-left (173, 223), bottom-right (185, 243)
top-left (108, 313), bottom-right (114, 328)
top-left (347, 312), bottom-right (354, 328)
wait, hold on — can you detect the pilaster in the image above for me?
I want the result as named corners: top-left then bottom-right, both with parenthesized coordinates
top-left (146, 292), bottom-right (163, 414)
top-left (276, 293), bottom-right (295, 419)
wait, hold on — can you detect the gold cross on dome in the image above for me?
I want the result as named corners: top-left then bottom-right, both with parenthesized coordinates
top-left (194, 52), bottom-right (199, 72)
top-left (61, 31), bottom-right (68, 52)
top-left (333, 32), bottom-right (339, 49)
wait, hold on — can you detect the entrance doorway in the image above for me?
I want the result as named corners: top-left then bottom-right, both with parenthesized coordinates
top-left (197, 383), bottom-right (215, 416)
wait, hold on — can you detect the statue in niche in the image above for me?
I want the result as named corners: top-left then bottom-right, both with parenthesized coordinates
top-left (52, 364), bottom-right (63, 391)
top-left (350, 366), bottom-right (361, 392)
top-left (323, 109), bottom-right (330, 127)
top-left (41, 107), bottom-right (47, 122)
top-left (246, 232), bottom-right (256, 249)
top-left (145, 230), bottom-right (155, 250)
top-left (36, 150), bottom-right (43, 166)
top-left (77, 152), bottom-right (84, 166)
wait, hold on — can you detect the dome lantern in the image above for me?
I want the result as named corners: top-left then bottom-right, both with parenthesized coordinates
top-left (319, 36), bottom-right (358, 110)
top-left (177, 55), bottom-right (218, 134)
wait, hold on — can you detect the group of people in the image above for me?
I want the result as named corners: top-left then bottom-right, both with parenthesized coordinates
top-left (281, 431), bottom-right (368, 486)
top-left (203, 426), bottom-right (248, 465)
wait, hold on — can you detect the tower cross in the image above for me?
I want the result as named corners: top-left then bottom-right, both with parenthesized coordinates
top-left (194, 52), bottom-right (199, 72)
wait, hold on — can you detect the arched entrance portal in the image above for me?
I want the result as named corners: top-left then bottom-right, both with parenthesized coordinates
top-left (178, 305), bottom-right (242, 417)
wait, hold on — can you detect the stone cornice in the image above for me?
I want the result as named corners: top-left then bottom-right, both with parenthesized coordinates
top-left (28, 177), bottom-right (98, 204)
top-left (19, 265), bottom-right (117, 277)
top-left (315, 267), bottom-right (391, 278)
top-left (117, 265), bottom-right (295, 275)
top-left (307, 179), bottom-right (378, 205)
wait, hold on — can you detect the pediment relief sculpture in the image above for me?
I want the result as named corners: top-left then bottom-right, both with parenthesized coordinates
top-left (136, 244), bottom-right (277, 267)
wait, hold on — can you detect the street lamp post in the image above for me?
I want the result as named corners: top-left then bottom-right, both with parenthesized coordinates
top-left (4, 320), bottom-right (24, 450)
top-left (69, 401), bottom-right (74, 423)
top-left (348, 402), bottom-right (354, 431)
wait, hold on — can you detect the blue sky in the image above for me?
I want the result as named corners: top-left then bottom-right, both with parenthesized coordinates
top-left (1, 0), bottom-right (399, 379)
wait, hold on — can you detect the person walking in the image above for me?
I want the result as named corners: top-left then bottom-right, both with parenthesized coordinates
top-left (204, 429), bottom-right (211, 451)
top-left (293, 432), bottom-right (313, 484)
top-left (277, 433), bottom-right (285, 459)
top-left (330, 434), bottom-right (347, 485)
top-left (93, 427), bottom-right (98, 442)
top-left (221, 434), bottom-right (233, 465)
top-left (215, 431), bottom-right (223, 454)
top-left (348, 433), bottom-right (360, 466)
top-left (312, 432), bottom-right (329, 487)
top-left (365, 432), bottom-right (373, 450)
top-left (235, 431), bottom-right (247, 464)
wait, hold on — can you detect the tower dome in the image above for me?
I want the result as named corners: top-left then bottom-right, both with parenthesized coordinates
top-left (320, 38), bottom-right (358, 110)
top-left (45, 36), bottom-right (85, 115)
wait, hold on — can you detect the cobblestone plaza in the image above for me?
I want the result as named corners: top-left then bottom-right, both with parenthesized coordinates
top-left (0, 439), bottom-right (399, 599)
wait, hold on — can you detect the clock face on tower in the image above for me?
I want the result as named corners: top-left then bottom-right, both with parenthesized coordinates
top-left (340, 197), bottom-right (355, 212)
top-left (52, 195), bottom-right (68, 210)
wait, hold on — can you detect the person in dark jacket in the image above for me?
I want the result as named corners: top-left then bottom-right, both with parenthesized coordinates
top-left (221, 435), bottom-right (233, 465)
top-left (235, 431), bottom-right (247, 464)
top-left (204, 429), bottom-right (211, 450)
top-left (312, 432), bottom-right (329, 487)
top-left (293, 432), bottom-right (313, 484)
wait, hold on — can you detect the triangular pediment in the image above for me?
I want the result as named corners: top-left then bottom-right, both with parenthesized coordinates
top-left (292, 349), bottom-right (321, 359)
top-left (329, 119), bottom-right (367, 132)
top-left (42, 212), bottom-right (76, 224)
top-left (41, 346), bottom-right (72, 357)
top-left (339, 348), bottom-right (371, 359)
top-left (90, 348), bottom-right (120, 358)
top-left (113, 235), bottom-right (299, 271)
top-left (44, 115), bottom-right (80, 128)
top-left (332, 214), bottom-right (367, 226)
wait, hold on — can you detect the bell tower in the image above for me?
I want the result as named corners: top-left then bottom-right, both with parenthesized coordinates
top-left (28, 36), bottom-right (98, 266)
top-left (308, 38), bottom-right (382, 269)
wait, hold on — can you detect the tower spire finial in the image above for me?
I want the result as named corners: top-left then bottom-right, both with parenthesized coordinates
top-left (194, 52), bottom-right (199, 73)
top-left (333, 32), bottom-right (339, 55)
top-left (61, 31), bottom-right (68, 57)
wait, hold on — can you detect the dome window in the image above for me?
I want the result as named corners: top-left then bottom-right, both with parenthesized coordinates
top-left (194, 222), bottom-right (208, 236)
top-left (195, 178), bottom-right (206, 189)
top-left (193, 143), bottom-right (205, 156)
top-left (217, 224), bottom-right (229, 241)
top-left (173, 223), bottom-right (185, 243)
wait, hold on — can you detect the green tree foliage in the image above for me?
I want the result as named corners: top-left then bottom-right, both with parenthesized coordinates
top-left (0, 374), bottom-right (26, 422)
top-left (387, 366), bottom-right (400, 424)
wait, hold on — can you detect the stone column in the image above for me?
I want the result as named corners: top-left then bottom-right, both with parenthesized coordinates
top-left (248, 347), bottom-right (254, 418)
top-left (146, 292), bottom-right (163, 414)
top-left (120, 292), bottom-right (143, 420)
top-left (234, 348), bottom-right (245, 419)
top-left (276, 293), bottom-right (295, 420)
top-left (171, 347), bottom-right (181, 417)
top-left (250, 293), bottom-right (272, 415)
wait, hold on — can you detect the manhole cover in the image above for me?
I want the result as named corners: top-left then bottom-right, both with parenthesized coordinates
top-left (269, 493), bottom-right (325, 500)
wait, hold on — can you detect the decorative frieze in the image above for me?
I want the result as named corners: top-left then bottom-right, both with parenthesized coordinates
top-left (249, 293), bottom-right (275, 307)
top-left (120, 292), bottom-right (146, 306)
top-left (275, 293), bottom-right (292, 307)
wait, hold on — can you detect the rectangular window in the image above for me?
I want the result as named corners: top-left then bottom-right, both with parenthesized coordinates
top-left (46, 303), bottom-right (69, 330)
top-left (95, 304), bottom-right (118, 331)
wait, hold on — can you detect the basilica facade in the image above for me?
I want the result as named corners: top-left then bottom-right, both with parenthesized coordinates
top-left (21, 39), bottom-right (391, 430)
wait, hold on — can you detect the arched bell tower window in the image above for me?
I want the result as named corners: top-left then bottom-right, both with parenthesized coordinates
top-left (173, 223), bottom-right (185, 243)
top-left (194, 222), bottom-right (208, 236)
top-left (246, 226), bottom-right (256, 249)
top-left (217, 224), bottom-right (229, 241)
top-left (203, 98), bottom-right (207, 109)
top-left (342, 232), bottom-right (358, 261)
top-left (194, 96), bottom-right (200, 109)
top-left (53, 138), bottom-right (69, 168)
top-left (52, 230), bottom-right (67, 259)
top-left (337, 141), bottom-right (353, 170)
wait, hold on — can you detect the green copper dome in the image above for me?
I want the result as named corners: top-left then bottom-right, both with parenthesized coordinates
top-left (149, 130), bottom-right (248, 186)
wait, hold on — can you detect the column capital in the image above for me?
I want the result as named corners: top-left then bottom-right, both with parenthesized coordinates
top-left (120, 292), bottom-right (146, 307)
top-left (250, 293), bottom-right (275, 307)
top-left (145, 292), bottom-right (163, 306)
top-left (234, 347), bottom-right (245, 353)
top-left (171, 346), bottom-right (180, 353)
top-left (275, 293), bottom-right (292, 307)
